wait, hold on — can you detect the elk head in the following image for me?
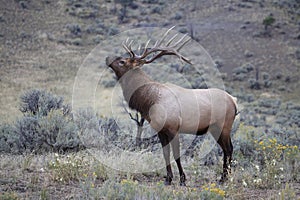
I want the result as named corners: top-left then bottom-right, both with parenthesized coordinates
top-left (106, 26), bottom-right (192, 80)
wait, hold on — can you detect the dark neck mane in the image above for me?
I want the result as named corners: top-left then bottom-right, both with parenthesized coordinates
top-left (119, 68), bottom-right (160, 117)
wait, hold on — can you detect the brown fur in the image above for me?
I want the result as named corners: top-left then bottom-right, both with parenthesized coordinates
top-left (128, 83), bottom-right (160, 118)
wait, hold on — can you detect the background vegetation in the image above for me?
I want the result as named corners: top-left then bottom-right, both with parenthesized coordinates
top-left (0, 0), bottom-right (299, 199)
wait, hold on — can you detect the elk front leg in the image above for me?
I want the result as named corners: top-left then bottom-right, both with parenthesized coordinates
top-left (158, 131), bottom-right (173, 185)
top-left (136, 124), bottom-right (143, 146)
top-left (170, 133), bottom-right (186, 186)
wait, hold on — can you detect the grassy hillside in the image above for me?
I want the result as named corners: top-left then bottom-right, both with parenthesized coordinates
top-left (0, 0), bottom-right (299, 199)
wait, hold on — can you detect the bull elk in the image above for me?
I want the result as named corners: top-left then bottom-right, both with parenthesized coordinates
top-left (106, 27), bottom-right (238, 186)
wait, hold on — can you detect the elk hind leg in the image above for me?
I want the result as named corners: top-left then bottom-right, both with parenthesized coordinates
top-left (210, 124), bottom-right (233, 182)
top-left (217, 133), bottom-right (233, 182)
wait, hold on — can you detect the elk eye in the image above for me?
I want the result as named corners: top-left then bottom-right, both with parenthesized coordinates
top-left (119, 60), bottom-right (125, 66)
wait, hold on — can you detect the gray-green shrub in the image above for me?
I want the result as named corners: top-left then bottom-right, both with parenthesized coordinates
top-left (0, 123), bottom-right (20, 153)
top-left (0, 89), bottom-right (83, 154)
top-left (19, 89), bottom-right (67, 116)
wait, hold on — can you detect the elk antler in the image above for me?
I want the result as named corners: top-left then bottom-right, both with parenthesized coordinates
top-left (122, 26), bottom-right (192, 65)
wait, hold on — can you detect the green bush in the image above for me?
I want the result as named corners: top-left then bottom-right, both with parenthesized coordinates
top-left (263, 15), bottom-right (275, 30)
top-left (14, 109), bottom-right (82, 153)
top-left (19, 89), bottom-right (67, 116)
top-left (15, 116), bottom-right (40, 152)
top-left (0, 123), bottom-right (20, 154)
top-left (0, 89), bottom-right (83, 154)
top-left (36, 110), bottom-right (82, 152)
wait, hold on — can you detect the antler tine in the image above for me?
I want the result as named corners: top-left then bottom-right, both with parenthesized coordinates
top-left (128, 39), bottom-right (134, 50)
top-left (179, 55), bottom-right (192, 65)
top-left (166, 33), bottom-right (178, 47)
top-left (176, 37), bottom-right (192, 51)
top-left (155, 26), bottom-right (176, 47)
top-left (137, 44), bottom-right (142, 55)
top-left (172, 33), bottom-right (188, 48)
top-left (122, 42), bottom-right (132, 56)
top-left (122, 38), bottom-right (135, 58)
top-left (141, 39), bottom-right (151, 57)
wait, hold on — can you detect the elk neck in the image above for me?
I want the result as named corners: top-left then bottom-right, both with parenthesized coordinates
top-left (119, 68), bottom-right (160, 118)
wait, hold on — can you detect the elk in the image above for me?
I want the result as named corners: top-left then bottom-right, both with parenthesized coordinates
top-left (106, 27), bottom-right (238, 186)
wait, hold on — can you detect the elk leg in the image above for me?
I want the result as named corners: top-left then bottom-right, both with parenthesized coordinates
top-left (136, 118), bottom-right (145, 147)
top-left (158, 131), bottom-right (173, 185)
top-left (217, 134), bottom-right (233, 182)
top-left (170, 133), bottom-right (186, 186)
top-left (136, 124), bottom-right (143, 147)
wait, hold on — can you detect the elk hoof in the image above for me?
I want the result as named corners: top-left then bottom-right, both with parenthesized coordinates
top-left (180, 181), bottom-right (186, 186)
top-left (164, 180), bottom-right (172, 186)
top-left (164, 177), bottom-right (172, 186)
top-left (179, 174), bottom-right (186, 186)
top-left (218, 175), bottom-right (227, 184)
top-left (218, 179), bottom-right (224, 184)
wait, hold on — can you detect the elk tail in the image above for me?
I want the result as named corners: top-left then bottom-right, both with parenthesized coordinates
top-left (229, 95), bottom-right (239, 116)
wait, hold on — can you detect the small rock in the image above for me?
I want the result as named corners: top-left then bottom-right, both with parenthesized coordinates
top-left (227, 6), bottom-right (236, 11)
top-left (275, 72), bottom-right (283, 79)
top-left (151, 6), bottom-right (162, 14)
top-left (19, 1), bottom-right (29, 9)
top-left (240, 25), bottom-right (247, 29)
top-left (129, 2), bottom-right (138, 9)
top-left (178, 27), bottom-right (188, 34)
top-left (173, 12), bottom-right (183, 20)
top-left (252, 31), bottom-right (261, 37)
top-left (278, 85), bottom-right (286, 91)
top-left (285, 76), bottom-right (291, 83)
top-left (244, 50), bottom-right (254, 58)
top-left (237, 2), bottom-right (252, 8)
top-left (248, 78), bottom-right (260, 89)
top-left (263, 80), bottom-right (272, 88)
top-left (92, 35), bottom-right (103, 44)
top-left (233, 73), bottom-right (247, 81)
top-left (261, 72), bottom-right (270, 80)
top-left (71, 38), bottom-right (83, 46)
top-left (65, 23), bottom-right (81, 36)
top-left (214, 59), bottom-right (223, 69)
